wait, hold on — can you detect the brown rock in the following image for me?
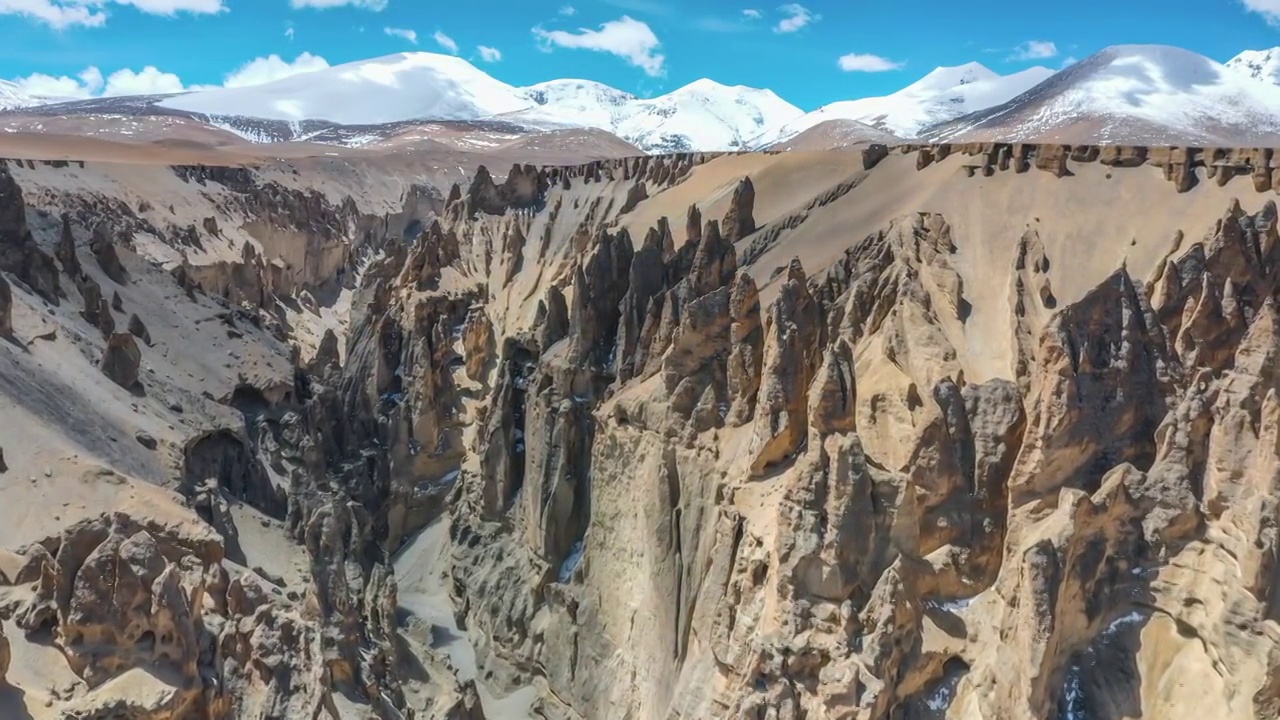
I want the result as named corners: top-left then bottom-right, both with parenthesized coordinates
top-left (0, 622), bottom-right (8, 684)
top-left (721, 176), bottom-right (757, 242)
top-left (620, 180), bottom-right (648, 214)
top-left (126, 313), bottom-right (150, 346)
top-left (101, 332), bottom-right (142, 389)
top-left (90, 223), bottom-right (127, 284)
top-left (726, 272), bottom-right (763, 426)
top-left (862, 143), bottom-right (890, 170)
top-left (461, 307), bottom-right (494, 382)
top-left (750, 259), bottom-right (819, 475)
top-left (310, 328), bottom-right (342, 375)
top-left (56, 213), bottom-right (81, 279)
top-left (0, 273), bottom-right (11, 338)
top-left (538, 285), bottom-right (570, 352)
top-left (808, 339), bottom-right (856, 435)
top-left (0, 167), bottom-right (61, 305)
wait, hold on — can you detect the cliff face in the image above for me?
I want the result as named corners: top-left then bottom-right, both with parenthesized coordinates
top-left (2, 143), bottom-right (1280, 719)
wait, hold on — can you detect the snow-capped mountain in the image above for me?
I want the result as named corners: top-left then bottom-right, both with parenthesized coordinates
top-left (154, 53), bottom-right (801, 153)
top-left (511, 78), bottom-right (802, 153)
top-left (160, 53), bottom-right (532, 126)
top-left (1226, 47), bottom-right (1280, 85)
top-left (518, 79), bottom-right (637, 131)
top-left (753, 63), bottom-right (1055, 145)
top-left (923, 45), bottom-right (1280, 146)
top-left (0, 79), bottom-right (62, 111)
top-left (14, 45), bottom-right (1280, 153)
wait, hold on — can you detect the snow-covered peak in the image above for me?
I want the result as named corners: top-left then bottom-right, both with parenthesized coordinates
top-left (506, 76), bottom-right (802, 153)
top-left (752, 63), bottom-right (1053, 145)
top-left (0, 80), bottom-right (34, 111)
top-left (904, 62), bottom-right (1001, 94)
top-left (1226, 47), bottom-right (1280, 85)
top-left (161, 52), bottom-right (532, 125)
top-left (924, 44), bottom-right (1280, 145)
top-left (523, 78), bottom-right (636, 107)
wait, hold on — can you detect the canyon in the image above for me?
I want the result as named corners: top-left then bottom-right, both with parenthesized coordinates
top-left (0, 140), bottom-right (1278, 720)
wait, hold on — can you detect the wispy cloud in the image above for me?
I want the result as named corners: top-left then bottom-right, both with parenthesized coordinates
top-left (284, 24), bottom-right (295, 40)
top-left (1242, 0), bottom-right (1280, 25)
top-left (743, 8), bottom-right (762, 18)
top-left (696, 16), bottom-right (750, 32)
top-left (477, 45), bottom-right (502, 62)
top-left (1009, 40), bottom-right (1058, 61)
top-left (0, 0), bottom-right (226, 30)
top-left (599, 0), bottom-right (670, 14)
top-left (384, 26), bottom-right (418, 44)
top-left (837, 53), bottom-right (903, 73)
top-left (289, 0), bottom-right (387, 9)
top-left (534, 15), bottom-right (665, 76)
top-left (774, 3), bottom-right (818, 33)
top-left (559, 4), bottom-right (576, 15)
top-left (433, 30), bottom-right (459, 54)
top-left (1061, 55), bottom-right (1079, 68)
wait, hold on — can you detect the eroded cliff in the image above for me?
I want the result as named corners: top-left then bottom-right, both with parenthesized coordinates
top-left (0, 143), bottom-right (1278, 720)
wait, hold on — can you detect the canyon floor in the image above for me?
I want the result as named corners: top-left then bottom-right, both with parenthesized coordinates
top-left (0, 137), bottom-right (1278, 720)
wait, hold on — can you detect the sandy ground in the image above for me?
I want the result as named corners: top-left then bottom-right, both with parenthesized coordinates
top-left (615, 149), bottom-right (1267, 383)
top-left (394, 520), bottom-right (539, 719)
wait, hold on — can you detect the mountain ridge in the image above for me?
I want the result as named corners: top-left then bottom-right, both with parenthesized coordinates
top-left (9, 44), bottom-right (1280, 152)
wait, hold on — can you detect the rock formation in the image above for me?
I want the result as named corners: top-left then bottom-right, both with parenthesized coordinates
top-left (7, 146), bottom-right (1280, 720)
top-left (56, 213), bottom-right (81, 279)
top-left (127, 313), bottom-right (151, 345)
top-left (100, 332), bottom-right (141, 389)
top-left (0, 272), bottom-right (11, 338)
top-left (90, 223), bottom-right (127, 284)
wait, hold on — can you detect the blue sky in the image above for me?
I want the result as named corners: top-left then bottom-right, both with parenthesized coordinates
top-left (3, 0), bottom-right (1280, 109)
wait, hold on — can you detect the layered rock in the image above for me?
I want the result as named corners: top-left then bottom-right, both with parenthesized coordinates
top-left (11, 147), bottom-right (1280, 720)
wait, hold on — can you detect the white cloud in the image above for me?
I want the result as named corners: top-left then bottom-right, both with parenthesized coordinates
top-left (112, 0), bottom-right (224, 14)
top-left (837, 53), bottom-right (903, 73)
top-left (384, 26), bottom-right (417, 44)
top-left (477, 45), bottom-right (502, 63)
top-left (774, 3), bottom-right (817, 33)
top-left (433, 30), bottom-right (459, 54)
top-left (0, 0), bottom-right (224, 29)
top-left (1010, 40), bottom-right (1058, 60)
top-left (534, 15), bottom-right (664, 77)
top-left (103, 66), bottom-right (185, 95)
top-left (11, 64), bottom-right (183, 98)
top-left (9, 51), bottom-right (332, 102)
top-left (289, 0), bottom-right (387, 9)
top-left (742, 8), bottom-right (762, 18)
top-left (10, 67), bottom-right (102, 99)
top-left (559, 4), bottom-right (576, 15)
top-left (1061, 55), bottom-right (1079, 68)
top-left (1243, 0), bottom-right (1280, 25)
top-left (222, 52), bottom-right (329, 88)
top-left (284, 25), bottom-right (294, 40)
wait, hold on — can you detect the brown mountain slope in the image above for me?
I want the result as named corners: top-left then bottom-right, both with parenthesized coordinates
top-left (0, 142), bottom-right (1278, 719)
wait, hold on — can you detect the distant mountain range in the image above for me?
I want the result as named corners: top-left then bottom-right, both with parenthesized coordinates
top-left (5, 45), bottom-right (1280, 152)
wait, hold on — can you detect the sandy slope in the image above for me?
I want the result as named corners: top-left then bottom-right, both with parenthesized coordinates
top-left (1, 136), bottom-right (1277, 719)
top-left (394, 521), bottom-right (539, 719)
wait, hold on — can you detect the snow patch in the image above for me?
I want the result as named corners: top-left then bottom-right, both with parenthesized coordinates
top-left (558, 540), bottom-right (585, 583)
top-left (755, 63), bottom-right (1054, 143)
